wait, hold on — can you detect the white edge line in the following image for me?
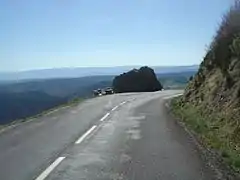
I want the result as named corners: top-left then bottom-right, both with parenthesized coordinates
top-left (75, 125), bottom-right (97, 144)
top-left (111, 106), bottom-right (119, 111)
top-left (100, 113), bottom-right (110, 122)
top-left (35, 157), bottom-right (65, 180)
top-left (163, 94), bottom-right (183, 100)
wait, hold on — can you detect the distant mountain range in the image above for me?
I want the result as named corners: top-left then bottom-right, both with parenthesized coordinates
top-left (0, 65), bottom-right (198, 82)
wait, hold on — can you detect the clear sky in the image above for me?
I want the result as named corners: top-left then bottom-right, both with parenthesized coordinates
top-left (0, 0), bottom-right (232, 71)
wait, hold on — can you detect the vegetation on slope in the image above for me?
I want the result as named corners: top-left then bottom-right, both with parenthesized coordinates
top-left (172, 0), bottom-right (240, 173)
top-left (172, 97), bottom-right (240, 174)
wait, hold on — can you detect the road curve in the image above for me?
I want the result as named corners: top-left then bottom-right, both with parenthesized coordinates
top-left (0, 90), bottom-right (216, 180)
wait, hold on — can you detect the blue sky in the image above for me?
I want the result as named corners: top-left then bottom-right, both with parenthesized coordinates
top-left (0, 0), bottom-right (232, 71)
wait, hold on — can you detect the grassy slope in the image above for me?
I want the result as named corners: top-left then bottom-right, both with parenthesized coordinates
top-left (171, 97), bottom-right (240, 172)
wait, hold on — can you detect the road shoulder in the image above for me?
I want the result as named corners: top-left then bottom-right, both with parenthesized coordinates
top-left (168, 97), bottom-right (239, 180)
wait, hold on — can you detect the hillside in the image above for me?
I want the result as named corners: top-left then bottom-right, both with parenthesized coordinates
top-left (0, 76), bottom-right (113, 124)
top-left (0, 76), bottom-right (114, 98)
top-left (183, 2), bottom-right (240, 124)
top-left (173, 1), bottom-right (240, 175)
top-left (0, 91), bottom-right (65, 124)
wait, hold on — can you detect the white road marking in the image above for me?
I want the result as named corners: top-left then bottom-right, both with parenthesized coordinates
top-left (128, 116), bottom-right (146, 121)
top-left (75, 125), bottom-right (97, 144)
top-left (35, 157), bottom-right (65, 180)
top-left (111, 106), bottom-right (119, 111)
top-left (71, 110), bottom-right (77, 114)
top-left (100, 113), bottom-right (110, 122)
top-left (163, 94), bottom-right (183, 100)
top-left (165, 103), bottom-right (170, 108)
top-left (120, 101), bottom-right (127, 105)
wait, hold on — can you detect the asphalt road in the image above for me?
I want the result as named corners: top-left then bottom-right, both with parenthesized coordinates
top-left (0, 90), bottom-right (216, 180)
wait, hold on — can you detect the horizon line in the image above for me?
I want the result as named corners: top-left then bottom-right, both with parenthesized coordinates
top-left (1, 64), bottom-right (199, 73)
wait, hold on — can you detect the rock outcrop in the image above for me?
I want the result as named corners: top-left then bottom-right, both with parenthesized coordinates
top-left (112, 66), bottom-right (163, 93)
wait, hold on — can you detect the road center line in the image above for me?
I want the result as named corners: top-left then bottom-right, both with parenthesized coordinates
top-left (75, 125), bottom-right (97, 144)
top-left (120, 101), bottom-right (127, 105)
top-left (100, 113), bottom-right (110, 122)
top-left (111, 106), bottom-right (119, 111)
top-left (35, 157), bottom-right (65, 180)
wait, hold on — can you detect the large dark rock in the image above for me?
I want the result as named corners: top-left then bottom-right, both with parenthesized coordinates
top-left (112, 66), bottom-right (163, 93)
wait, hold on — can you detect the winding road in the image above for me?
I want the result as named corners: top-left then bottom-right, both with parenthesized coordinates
top-left (0, 90), bottom-right (216, 180)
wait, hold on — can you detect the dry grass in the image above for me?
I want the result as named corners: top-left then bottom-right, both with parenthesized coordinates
top-left (171, 97), bottom-right (240, 172)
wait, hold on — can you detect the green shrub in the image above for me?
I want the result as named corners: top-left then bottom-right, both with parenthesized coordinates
top-left (233, 157), bottom-right (240, 168)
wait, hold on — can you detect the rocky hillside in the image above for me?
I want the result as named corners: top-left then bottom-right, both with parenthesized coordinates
top-left (184, 1), bottom-right (240, 119)
top-left (112, 66), bottom-right (163, 93)
top-left (178, 1), bottom-right (240, 173)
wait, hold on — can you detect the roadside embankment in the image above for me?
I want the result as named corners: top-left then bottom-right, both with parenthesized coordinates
top-left (171, 97), bottom-right (240, 179)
